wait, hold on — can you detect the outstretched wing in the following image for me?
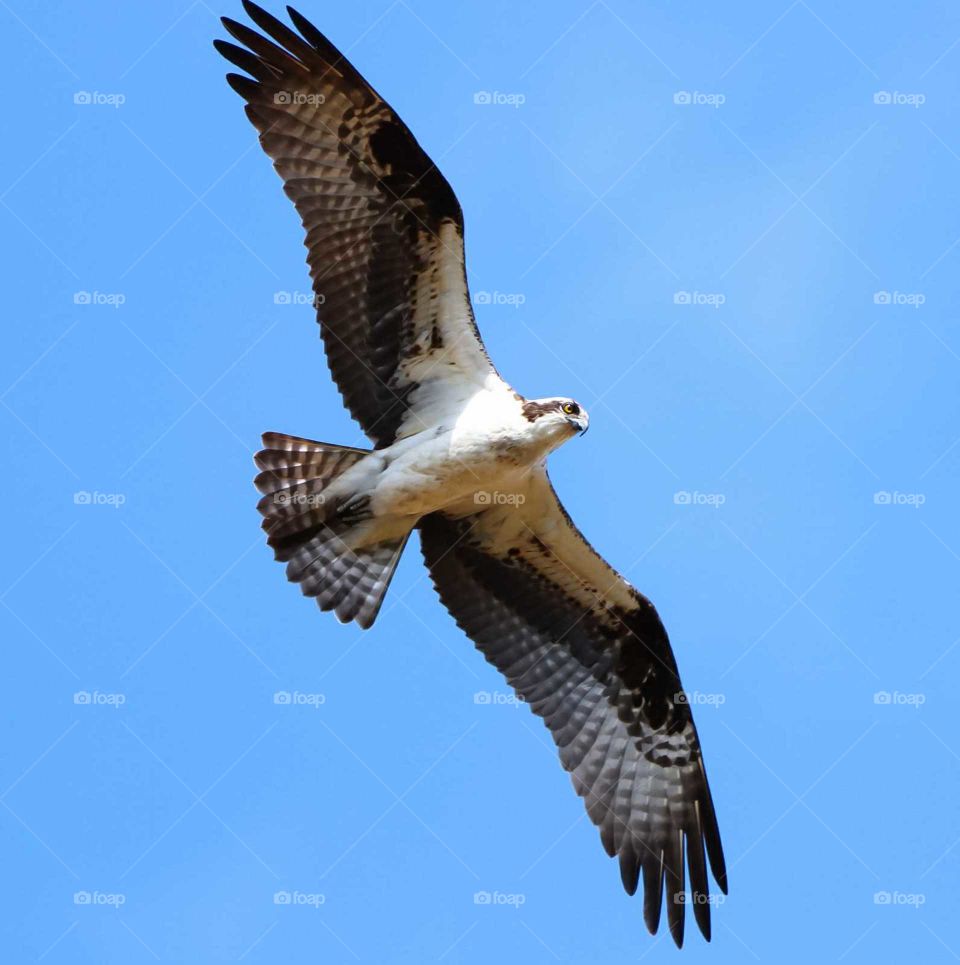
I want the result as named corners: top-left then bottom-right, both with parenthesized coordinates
top-left (216, 2), bottom-right (504, 447)
top-left (418, 469), bottom-right (727, 947)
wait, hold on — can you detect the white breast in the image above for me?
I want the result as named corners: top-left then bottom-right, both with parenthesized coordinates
top-left (370, 385), bottom-right (535, 517)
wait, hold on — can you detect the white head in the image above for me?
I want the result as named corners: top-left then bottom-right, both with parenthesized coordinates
top-left (520, 397), bottom-right (590, 452)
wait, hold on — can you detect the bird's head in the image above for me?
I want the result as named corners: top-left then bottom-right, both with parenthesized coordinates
top-left (521, 397), bottom-right (590, 446)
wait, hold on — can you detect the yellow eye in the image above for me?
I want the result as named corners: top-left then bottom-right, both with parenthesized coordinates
top-left (562, 402), bottom-right (577, 415)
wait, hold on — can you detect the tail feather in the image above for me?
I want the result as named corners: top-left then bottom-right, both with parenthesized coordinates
top-left (255, 431), bottom-right (367, 472)
top-left (254, 432), bottom-right (410, 629)
top-left (293, 527), bottom-right (410, 628)
top-left (255, 431), bottom-right (366, 551)
top-left (255, 432), bottom-right (366, 501)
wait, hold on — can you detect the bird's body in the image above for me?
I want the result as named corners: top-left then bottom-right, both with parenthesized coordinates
top-left (260, 389), bottom-right (589, 590)
top-left (218, 2), bottom-right (728, 947)
top-left (368, 391), bottom-right (585, 520)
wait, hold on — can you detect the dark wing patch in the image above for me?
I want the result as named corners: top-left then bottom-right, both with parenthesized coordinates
top-left (418, 496), bottom-right (727, 947)
top-left (216, 2), bottom-right (499, 447)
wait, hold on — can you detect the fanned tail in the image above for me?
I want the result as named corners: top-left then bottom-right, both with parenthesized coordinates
top-left (254, 432), bottom-right (410, 628)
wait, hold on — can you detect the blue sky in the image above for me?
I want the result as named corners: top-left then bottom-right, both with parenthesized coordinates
top-left (2, 0), bottom-right (959, 961)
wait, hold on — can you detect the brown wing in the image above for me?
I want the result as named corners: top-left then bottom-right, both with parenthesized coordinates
top-left (418, 469), bottom-right (727, 947)
top-left (216, 2), bottom-right (504, 447)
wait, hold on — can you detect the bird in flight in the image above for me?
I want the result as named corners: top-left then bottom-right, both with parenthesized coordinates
top-left (216, 2), bottom-right (727, 946)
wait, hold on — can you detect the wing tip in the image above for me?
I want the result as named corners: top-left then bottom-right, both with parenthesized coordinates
top-left (220, 14), bottom-right (244, 35)
top-left (618, 846), bottom-right (640, 897)
top-left (224, 71), bottom-right (259, 100)
top-left (241, 0), bottom-right (269, 18)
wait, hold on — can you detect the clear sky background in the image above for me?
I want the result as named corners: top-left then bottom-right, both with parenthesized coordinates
top-left (2, 1), bottom-right (959, 962)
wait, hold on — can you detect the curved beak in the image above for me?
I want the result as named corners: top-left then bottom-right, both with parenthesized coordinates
top-left (566, 413), bottom-right (589, 436)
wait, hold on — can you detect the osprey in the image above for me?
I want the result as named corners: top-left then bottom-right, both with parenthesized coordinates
top-left (217, 2), bottom-right (727, 946)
